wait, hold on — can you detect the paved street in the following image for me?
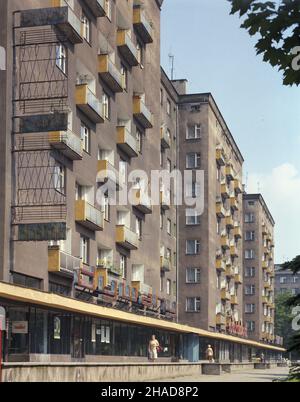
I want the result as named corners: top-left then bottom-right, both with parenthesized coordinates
top-left (158, 367), bottom-right (290, 383)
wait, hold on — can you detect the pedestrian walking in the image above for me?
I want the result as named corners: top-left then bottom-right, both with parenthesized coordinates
top-left (206, 344), bottom-right (214, 363)
top-left (148, 335), bottom-right (160, 362)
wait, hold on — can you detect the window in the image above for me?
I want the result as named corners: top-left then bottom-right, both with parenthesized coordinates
top-left (245, 304), bottom-right (255, 314)
top-left (167, 99), bottom-right (171, 115)
top-left (280, 276), bottom-right (288, 284)
top-left (56, 44), bottom-right (67, 74)
top-left (186, 267), bottom-right (201, 284)
top-left (102, 193), bottom-right (110, 222)
top-left (160, 213), bottom-right (163, 230)
top-left (80, 236), bottom-right (89, 265)
top-left (102, 93), bottom-right (110, 120)
top-left (167, 159), bottom-right (171, 173)
top-left (82, 13), bottom-right (91, 43)
top-left (246, 321), bottom-right (255, 332)
top-left (54, 164), bottom-right (65, 194)
top-left (186, 181), bottom-right (201, 198)
top-left (135, 216), bottom-right (142, 240)
top-left (186, 240), bottom-right (200, 255)
top-left (49, 282), bottom-right (71, 297)
top-left (245, 267), bottom-right (255, 278)
top-left (186, 211), bottom-right (200, 226)
top-left (120, 255), bottom-right (127, 279)
top-left (167, 279), bottom-right (171, 295)
top-left (245, 231), bottom-right (255, 241)
top-left (121, 64), bottom-right (128, 91)
top-left (186, 297), bottom-right (201, 312)
top-left (245, 285), bottom-right (255, 295)
top-left (186, 124), bottom-right (201, 140)
top-left (12, 272), bottom-right (42, 290)
top-left (105, 0), bottom-right (112, 20)
top-left (186, 153), bottom-right (201, 169)
top-left (167, 219), bottom-right (171, 235)
top-left (136, 128), bottom-right (143, 154)
top-left (160, 88), bottom-right (164, 105)
top-left (137, 40), bottom-right (144, 66)
top-left (245, 213), bottom-right (255, 223)
top-left (245, 249), bottom-right (255, 260)
top-left (81, 122), bottom-right (90, 153)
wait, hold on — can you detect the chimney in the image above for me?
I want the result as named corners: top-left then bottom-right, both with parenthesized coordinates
top-left (171, 79), bottom-right (188, 95)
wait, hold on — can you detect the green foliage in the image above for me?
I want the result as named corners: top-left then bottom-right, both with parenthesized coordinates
top-left (228, 0), bottom-right (300, 85)
top-left (275, 292), bottom-right (295, 348)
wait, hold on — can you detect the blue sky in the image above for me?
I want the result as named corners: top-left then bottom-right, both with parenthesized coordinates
top-left (161, 0), bottom-right (300, 263)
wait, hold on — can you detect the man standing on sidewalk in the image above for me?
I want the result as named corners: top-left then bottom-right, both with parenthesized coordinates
top-left (206, 345), bottom-right (214, 363)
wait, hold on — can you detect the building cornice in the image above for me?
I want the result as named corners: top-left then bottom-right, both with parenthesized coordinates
top-left (243, 193), bottom-right (275, 226)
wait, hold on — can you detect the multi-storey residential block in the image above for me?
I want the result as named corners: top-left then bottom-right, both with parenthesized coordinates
top-left (275, 264), bottom-right (300, 296)
top-left (243, 194), bottom-right (276, 344)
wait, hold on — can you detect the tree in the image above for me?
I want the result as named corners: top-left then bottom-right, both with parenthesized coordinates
top-left (275, 292), bottom-right (297, 351)
top-left (228, 0), bottom-right (300, 86)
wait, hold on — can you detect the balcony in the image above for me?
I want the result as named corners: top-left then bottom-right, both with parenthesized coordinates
top-left (49, 130), bottom-right (83, 160)
top-left (225, 214), bottom-right (234, 229)
top-left (76, 265), bottom-right (95, 291)
top-left (216, 313), bottom-right (226, 326)
top-left (161, 126), bottom-right (171, 149)
top-left (132, 189), bottom-right (152, 215)
top-left (231, 295), bottom-right (238, 305)
top-left (216, 202), bottom-right (226, 218)
top-left (117, 30), bottom-right (139, 67)
top-left (133, 6), bottom-right (153, 44)
top-left (117, 126), bottom-right (138, 158)
top-left (98, 160), bottom-right (123, 190)
top-left (221, 288), bottom-right (230, 301)
top-left (216, 148), bottom-right (226, 166)
top-left (84, 0), bottom-right (106, 17)
top-left (133, 96), bottom-right (153, 129)
top-left (75, 84), bottom-right (104, 123)
top-left (48, 246), bottom-right (81, 277)
top-left (160, 256), bottom-right (171, 273)
top-left (216, 259), bottom-right (226, 272)
top-left (262, 260), bottom-right (269, 270)
top-left (160, 190), bottom-right (171, 210)
top-left (75, 200), bottom-right (104, 231)
top-left (230, 196), bottom-right (239, 211)
top-left (225, 266), bottom-right (235, 278)
top-left (20, 1), bottom-right (83, 44)
top-left (98, 55), bottom-right (124, 93)
top-left (234, 179), bottom-right (242, 194)
top-left (221, 235), bottom-right (230, 250)
top-left (234, 271), bottom-right (243, 284)
top-left (230, 243), bottom-right (238, 258)
top-left (226, 164), bottom-right (235, 181)
top-left (262, 223), bottom-right (268, 235)
top-left (221, 183), bottom-right (229, 199)
top-left (233, 225), bottom-right (242, 239)
top-left (132, 281), bottom-right (152, 296)
top-left (116, 225), bottom-right (139, 250)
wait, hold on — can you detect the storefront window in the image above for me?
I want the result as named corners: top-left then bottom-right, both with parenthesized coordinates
top-left (8, 307), bottom-right (29, 355)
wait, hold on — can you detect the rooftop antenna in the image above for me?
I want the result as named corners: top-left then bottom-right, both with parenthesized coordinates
top-left (245, 172), bottom-right (249, 191)
top-left (169, 53), bottom-right (175, 80)
top-left (257, 181), bottom-right (261, 193)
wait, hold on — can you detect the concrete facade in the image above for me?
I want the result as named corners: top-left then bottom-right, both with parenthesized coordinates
top-left (275, 264), bottom-right (300, 296)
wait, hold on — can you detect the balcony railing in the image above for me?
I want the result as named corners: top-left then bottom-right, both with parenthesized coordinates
top-left (221, 288), bottom-right (231, 301)
top-left (234, 269), bottom-right (243, 284)
top-left (234, 179), bottom-right (242, 194)
top-left (230, 242), bottom-right (238, 258)
top-left (84, 0), bottom-right (106, 17)
top-left (233, 225), bottom-right (242, 239)
top-left (216, 148), bottom-right (226, 166)
top-left (231, 295), bottom-right (238, 305)
top-left (49, 130), bottom-right (83, 160)
top-left (133, 7), bottom-right (153, 44)
top-left (221, 235), bottom-right (230, 250)
top-left (98, 55), bottom-right (124, 93)
top-left (117, 30), bottom-right (139, 67)
top-left (160, 190), bottom-right (171, 210)
top-left (216, 201), bottom-right (226, 218)
top-left (75, 200), bottom-right (104, 231)
top-left (221, 182), bottom-right (229, 198)
top-left (161, 126), bottom-right (171, 149)
top-left (133, 96), bottom-right (153, 129)
top-left (216, 313), bottom-right (226, 326)
top-left (230, 196), bottom-right (239, 211)
top-left (48, 246), bottom-right (81, 277)
top-left (116, 225), bottom-right (139, 250)
top-left (132, 189), bottom-right (152, 215)
top-left (160, 256), bottom-right (171, 273)
top-left (226, 164), bottom-right (235, 181)
top-left (117, 126), bottom-right (138, 158)
top-left (75, 84), bottom-right (104, 123)
top-left (20, 0), bottom-right (83, 44)
top-left (132, 281), bottom-right (152, 296)
top-left (216, 259), bottom-right (226, 272)
top-left (98, 160), bottom-right (124, 190)
top-left (225, 266), bottom-right (235, 278)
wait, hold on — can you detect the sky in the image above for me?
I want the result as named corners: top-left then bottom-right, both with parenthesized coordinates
top-left (161, 0), bottom-right (300, 263)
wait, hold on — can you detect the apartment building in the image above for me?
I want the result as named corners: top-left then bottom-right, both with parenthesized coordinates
top-left (173, 84), bottom-right (244, 334)
top-left (243, 194), bottom-right (275, 344)
top-left (275, 264), bottom-right (300, 296)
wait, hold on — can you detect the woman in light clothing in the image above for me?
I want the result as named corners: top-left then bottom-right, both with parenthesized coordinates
top-left (206, 345), bottom-right (214, 363)
top-left (148, 335), bottom-right (160, 362)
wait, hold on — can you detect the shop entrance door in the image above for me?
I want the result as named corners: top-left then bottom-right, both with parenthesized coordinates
top-left (72, 317), bottom-right (85, 360)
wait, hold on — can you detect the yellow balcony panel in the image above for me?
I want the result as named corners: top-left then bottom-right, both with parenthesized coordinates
top-left (133, 96), bottom-right (153, 129)
top-left (216, 313), bottom-right (226, 326)
top-left (49, 130), bottom-right (83, 160)
top-left (75, 84), bottom-right (104, 123)
top-left (48, 246), bottom-right (81, 277)
top-left (116, 225), bottom-right (139, 250)
top-left (84, 0), bottom-right (106, 17)
top-left (221, 183), bottom-right (229, 199)
top-left (216, 202), bottom-right (226, 218)
top-left (262, 260), bottom-right (269, 270)
top-left (160, 190), bottom-right (170, 210)
top-left (75, 200), bottom-right (104, 231)
top-left (117, 30), bottom-right (139, 67)
top-left (132, 189), bottom-right (152, 215)
top-left (216, 148), bottom-right (226, 166)
top-left (234, 273), bottom-right (243, 284)
top-left (225, 215), bottom-right (234, 229)
top-left (20, 1), bottom-right (83, 44)
top-left (132, 281), bottom-right (152, 295)
top-left (230, 245), bottom-right (238, 258)
top-left (133, 6), bottom-right (153, 44)
top-left (234, 179), bottom-right (242, 194)
top-left (231, 295), bottom-right (238, 305)
top-left (117, 126), bottom-right (138, 158)
top-left (262, 296), bottom-right (269, 305)
top-left (161, 126), bottom-right (171, 149)
top-left (221, 288), bottom-right (231, 301)
top-left (216, 259), bottom-right (226, 272)
top-left (98, 54), bottom-right (124, 93)
top-left (233, 226), bottom-right (242, 239)
top-left (230, 196), bottom-right (239, 211)
top-left (225, 266), bottom-right (235, 278)
top-left (98, 160), bottom-right (123, 190)
top-left (160, 256), bottom-right (171, 273)
top-left (226, 164), bottom-right (235, 181)
top-left (221, 235), bottom-right (230, 250)
top-left (262, 223), bottom-right (268, 235)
